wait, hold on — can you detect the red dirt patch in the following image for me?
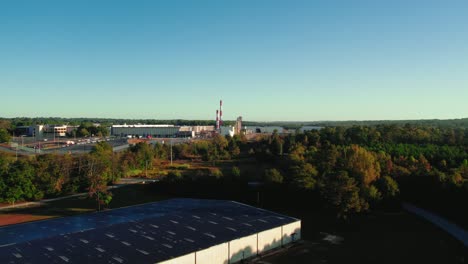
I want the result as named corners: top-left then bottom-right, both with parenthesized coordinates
top-left (0, 214), bottom-right (53, 226)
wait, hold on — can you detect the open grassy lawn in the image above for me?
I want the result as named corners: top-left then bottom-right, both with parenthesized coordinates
top-left (0, 183), bottom-right (171, 226)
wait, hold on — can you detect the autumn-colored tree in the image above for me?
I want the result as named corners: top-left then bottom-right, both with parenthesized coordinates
top-left (34, 154), bottom-right (73, 197)
top-left (85, 154), bottom-right (112, 211)
top-left (321, 171), bottom-right (368, 219)
top-left (289, 143), bottom-right (306, 164)
top-left (86, 142), bottom-right (115, 210)
top-left (346, 145), bottom-right (381, 186)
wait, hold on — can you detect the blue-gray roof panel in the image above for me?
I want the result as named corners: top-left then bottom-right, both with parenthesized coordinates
top-left (0, 198), bottom-right (298, 263)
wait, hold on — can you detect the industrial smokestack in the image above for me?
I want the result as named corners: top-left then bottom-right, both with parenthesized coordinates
top-left (219, 100), bottom-right (223, 127)
top-left (216, 110), bottom-right (219, 130)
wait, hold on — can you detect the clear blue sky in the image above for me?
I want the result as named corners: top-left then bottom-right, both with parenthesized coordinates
top-left (1, 0), bottom-right (467, 121)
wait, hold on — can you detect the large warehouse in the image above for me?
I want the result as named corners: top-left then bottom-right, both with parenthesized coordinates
top-left (0, 198), bottom-right (301, 264)
top-left (111, 125), bottom-right (184, 138)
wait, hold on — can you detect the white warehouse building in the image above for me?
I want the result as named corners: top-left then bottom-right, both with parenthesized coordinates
top-left (0, 198), bottom-right (301, 264)
top-left (111, 125), bottom-right (193, 138)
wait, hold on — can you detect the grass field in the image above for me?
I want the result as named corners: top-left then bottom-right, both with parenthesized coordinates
top-left (0, 183), bottom-right (171, 226)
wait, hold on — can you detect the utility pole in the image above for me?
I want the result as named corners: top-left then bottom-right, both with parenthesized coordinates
top-left (54, 129), bottom-right (56, 153)
top-left (145, 160), bottom-right (148, 178)
top-left (170, 138), bottom-right (173, 165)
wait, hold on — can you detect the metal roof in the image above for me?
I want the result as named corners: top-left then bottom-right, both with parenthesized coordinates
top-left (0, 198), bottom-right (298, 263)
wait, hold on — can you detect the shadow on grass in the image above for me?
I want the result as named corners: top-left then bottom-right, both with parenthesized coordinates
top-left (1, 183), bottom-right (171, 225)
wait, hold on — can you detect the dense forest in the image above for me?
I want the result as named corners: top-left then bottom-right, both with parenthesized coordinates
top-left (243, 118), bottom-right (468, 129)
top-left (0, 124), bottom-right (467, 225)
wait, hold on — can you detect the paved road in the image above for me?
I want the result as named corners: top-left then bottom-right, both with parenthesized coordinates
top-left (403, 203), bottom-right (468, 247)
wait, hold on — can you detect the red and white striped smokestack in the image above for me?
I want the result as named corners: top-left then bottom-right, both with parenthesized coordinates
top-left (216, 110), bottom-right (219, 130)
top-left (219, 100), bottom-right (223, 126)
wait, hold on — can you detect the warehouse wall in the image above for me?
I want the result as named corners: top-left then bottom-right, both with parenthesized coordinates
top-left (196, 242), bottom-right (229, 264)
top-left (228, 234), bottom-right (257, 263)
top-left (111, 127), bottom-right (180, 137)
top-left (257, 226), bottom-right (283, 254)
top-left (157, 221), bottom-right (301, 264)
top-left (281, 220), bottom-right (301, 244)
top-left (158, 252), bottom-right (195, 264)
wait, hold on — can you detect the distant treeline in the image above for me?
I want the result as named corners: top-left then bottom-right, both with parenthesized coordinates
top-left (243, 118), bottom-right (468, 129)
top-left (1, 117), bottom-right (467, 131)
top-left (0, 118), bottom-right (225, 130)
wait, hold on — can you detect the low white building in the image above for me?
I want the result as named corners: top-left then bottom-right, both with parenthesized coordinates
top-left (220, 126), bottom-right (235, 137)
top-left (0, 199), bottom-right (301, 264)
top-left (111, 124), bottom-right (182, 138)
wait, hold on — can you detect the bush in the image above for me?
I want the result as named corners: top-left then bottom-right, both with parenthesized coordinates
top-left (166, 171), bottom-right (183, 182)
top-left (210, 168), bottom-right (223, 179)
top-left (168, 164), bottom-right (191, 170)
top-left (264, 168), bottom-right (283, 184)
top-left (231, 166), bottom-right (241, 179)
top-left (376, 176), bottom-right (400, 198)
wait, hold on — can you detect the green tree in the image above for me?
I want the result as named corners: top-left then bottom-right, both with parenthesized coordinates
top-left (153, 142), bottom-right (168, 160)
top-left (362, 185), bottom-right (382, 205)
top-left (317, 142), bottom-right (340, 173)
top-left (376, 176), bottom-right (400, 198)
top-left (166, 170), bottom-right (182, 182)
top-left (458, 160), bottom-right (468, 180)
top-left (207, 135), bottom-right (229, 165)
top-left (0, 128), bottom-right (11, 143)
top-left (264, 168), bottom-right (283, 183)
top-left (1, 159), bottom-right (42, 204)
top-left (291, 163), bottom-right (318, 189)
top-left (270, 130), bottom-right (284, 155)
top-left (131, 142), bottom-right (154, 171)
top-left (321, 171), bottom-right (368, 219)
top-left (231, 166), bottom-right (241, 179)
top-left (76, 127), bottom-right (90, 137)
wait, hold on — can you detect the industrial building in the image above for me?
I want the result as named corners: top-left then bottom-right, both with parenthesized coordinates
top-left (0, 198), bottom-right (301, 264)
top-left (45, 125), bottom-right (68, 137)
top-left (111, 125), bottom-right (190, 138)
top-left (235, 116), bottom-right (243, 135)
top-left (111, 125), bottom-right (219, 138)
top-left (14, 125), bottom-right (69, 138)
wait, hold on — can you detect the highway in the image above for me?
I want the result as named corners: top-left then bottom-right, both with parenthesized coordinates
top-left (2, 136), bottom-right (193, 156)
